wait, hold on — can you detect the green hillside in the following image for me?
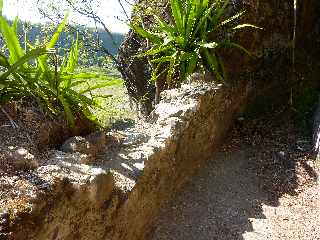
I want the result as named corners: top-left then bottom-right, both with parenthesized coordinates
top-left (2, 19), bottom-right (125, 66)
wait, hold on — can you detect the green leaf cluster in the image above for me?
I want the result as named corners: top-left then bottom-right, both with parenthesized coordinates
top-left (131, 0), bottom-right (261, 85)
top-left (0, 2), bottom-right (110, 126)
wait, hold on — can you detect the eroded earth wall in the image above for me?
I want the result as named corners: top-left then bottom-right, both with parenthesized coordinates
top-left (3, 82), bottom-right (251, 240)
top-left (108, 82), bottom-right (251, 240)
top-left (2, 0), bottom-right (320, 239)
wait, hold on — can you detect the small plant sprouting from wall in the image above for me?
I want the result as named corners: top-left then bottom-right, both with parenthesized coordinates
top-left (131, 0), bottom-right (261, 88)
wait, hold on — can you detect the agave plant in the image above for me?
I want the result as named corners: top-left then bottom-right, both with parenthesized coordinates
top-left (0, 6), bottom-right (110, 125)
top-left (131, 0), bottom-right (261, 85)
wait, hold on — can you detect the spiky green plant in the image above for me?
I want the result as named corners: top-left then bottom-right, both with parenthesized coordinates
top-left (0, 5), bottom-right (111, 126)
top-left (131, 0), bottom-right (261, 85)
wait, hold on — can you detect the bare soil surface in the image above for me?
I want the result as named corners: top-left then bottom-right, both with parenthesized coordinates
top-left (0, 103), bottom-right (96, 218)
top-left (148, 108), bottom-right (320, 240)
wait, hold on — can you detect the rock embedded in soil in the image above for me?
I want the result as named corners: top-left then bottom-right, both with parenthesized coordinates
top-left (61, 136), bottom-right (91, 154)
top-left (86, 131), bottom-right (107, 153)
top-left (48, 150), bottom-right (94, 165)
top-left (7, 148), bottom-right (38, 171)
top-left (60, 131), bottom-right (107, 159)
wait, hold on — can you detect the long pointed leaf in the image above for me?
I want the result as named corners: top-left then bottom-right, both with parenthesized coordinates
top-left (0, 47), bottom-right (48, 81)
top-left (233, 24), bottom-right (263, 30)
top-left (47, 13), bottom-right (69, 48)
top-left (79, 82), bottom-right (117, 94)
top-left (222, 41), bottom-right (252, 56)
top-left (171, 0), bottom-right (184, 35)
top-left (198, 41), bottom-right (220, 49)
top-left (0, 51), bottom-right (10, 68)
top-left (185, 0), bottom-right (198, 43)
top-left (150, 56), bottom-right (172, 63)
top-left (0, 0), bottom-right (3, 15)
top-left (58, 94), bottom-right (75, 126)
top-left (216, 11), bottom-right (245, 29)
top-left (129, 24), bottom-right (162, 44)
top-left (193, 4), bottom-right (214, 37)
top-left (0, 16), bottom-right (24, 64)
top-left (38, 13), bottom-right (69, 72)
top-left (203, 48), bottom-right (223, 82)
top-left (186, 51), bottom-right (199, 75)
top-left (66, 32), bottom-right (79, 73)
top-left (211, 0), bottom-right (230, 27)
top-left (154, 16), bottom-right (176, 37)
top-left (166, 52), bottom-right (177, 84)
top-left (136, 45), bottom-right (172, 58)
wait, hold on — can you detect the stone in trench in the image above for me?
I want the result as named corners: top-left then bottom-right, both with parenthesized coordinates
top-left (7, 148), bottom-right (38, 170)
top-left (106, 132), bottom-right (126, 149)
top-left (86, 131), bottom-right (107, 155)
top-left (49, 150), bottom-right (95, 165)
top-left (61, 136), bottom-right (91, 154)
top-left (60, 132), bottom-right (107, 164)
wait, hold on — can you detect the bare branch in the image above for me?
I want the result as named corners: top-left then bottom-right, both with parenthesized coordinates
top-left (117, 0), bottom-right (129, 20)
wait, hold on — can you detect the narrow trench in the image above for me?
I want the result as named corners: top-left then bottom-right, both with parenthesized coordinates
top-left (147, 110), bottom-right (320, 240)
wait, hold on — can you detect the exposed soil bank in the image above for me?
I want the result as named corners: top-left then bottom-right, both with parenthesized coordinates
top-left (1, 84), bottom-right (319, 240)
top-left (1, 0), bottom-right (319, 238)
top-left (1, 82), bottom-right (251, 240)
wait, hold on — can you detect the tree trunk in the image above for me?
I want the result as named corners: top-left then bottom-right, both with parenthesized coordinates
top-left (117, 30), bottom-right (155, 117)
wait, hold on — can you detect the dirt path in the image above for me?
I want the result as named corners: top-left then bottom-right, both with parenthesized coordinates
top-left (148, 114), bottom-right (320, 240)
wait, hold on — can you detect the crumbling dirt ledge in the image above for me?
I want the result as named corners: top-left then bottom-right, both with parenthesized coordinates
top-left (1, 81), bottom-right (251, 240)
top-left (107, 81), bottom-right (251, 240)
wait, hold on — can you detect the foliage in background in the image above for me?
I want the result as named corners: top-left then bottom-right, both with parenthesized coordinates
top-left (0, 18), bottom-right (125, 67)
top-left (0, 6), bottom-right (113, 126)
top-left (131, 0), bottom-right (261, 85)
top-left (76, 70), bottom-right (135, 128)
top-left (36, 0), bottom-right (132, 67)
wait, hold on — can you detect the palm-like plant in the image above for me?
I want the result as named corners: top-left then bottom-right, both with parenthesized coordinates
top-left (131, 0), bottom-right (261, 85)
top-left (0, 6), bottom-right (109, 125)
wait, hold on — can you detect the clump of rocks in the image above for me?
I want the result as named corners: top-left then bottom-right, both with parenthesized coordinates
top-left (1, 147), bottom-right (38, 171)
top-left (59, 131), bottom-right (123, 165)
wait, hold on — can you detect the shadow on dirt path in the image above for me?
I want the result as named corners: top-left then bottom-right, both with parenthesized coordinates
top-left (148, 111), bottom-right (320, 240)
top-left (149, 148), bottom-right (271, 240)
